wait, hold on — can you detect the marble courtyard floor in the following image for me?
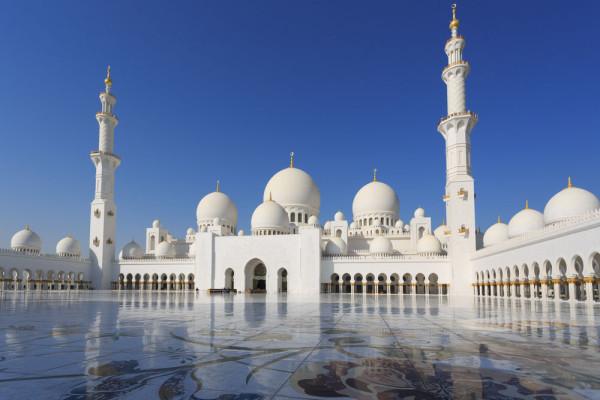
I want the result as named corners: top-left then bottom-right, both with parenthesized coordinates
top-left (0, 292), bottom-right (599, 399)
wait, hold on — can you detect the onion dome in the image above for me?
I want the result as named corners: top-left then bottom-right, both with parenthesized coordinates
top-left (264, 156), bottom-right (321, 216)
top-left (508, 201), bottom-right (544, 237)
top-left (418, 232), bottom-right (443, 255)
top-left (56, 233), bottom-right (82, 257)
top-left (308, 215), bottom-right (319, 226)
top-left (369, 235), bottom-right (393, 255)
top-left (433, 220), bottom-right (448, 241)
top-left (152, 219), bottom-right (162, 228)
top-left (394, 219), bottom-right (405, 229)
top-left (196, 189), bottom-right (238, 228)
top-left (251, 198), bottom-right (290, 235)
top-left (238, 230), bottom-right (246, 236)
top-left (334, 211), bottom-right (345, 221)
top-left (186, 227), bottom-right (195, 236)
top-left (414, 207), bottom-right (426, 218)
top-left (188, 241), bottom-right (196, 258)
top-left (349, 221), bottom-right (357, 229)
top-left (324, 221), bottom-right (331, 231)
top-left (543, 178), bottom-right (600, 225)
top-left (155, 239), bottom-right (175, 258)
top-left (11, 225), bottom-right (41, 253)
top-left (483, 217), bottom-right (509, 247)
top-left (325, 237), bottom-right (348, 256)
top-left (352, 181), bottom-right (399, 220)
top-left (121, 239), bottom-right (143, 259)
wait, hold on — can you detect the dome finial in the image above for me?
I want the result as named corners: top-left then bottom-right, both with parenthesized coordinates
top-left (497, 216), bottom-right (501, 224)
top-left (449, 4), bottom-right (460, 31)
top-left (216, 180), bottom-right (220, 192)
top-left (525, 200), bottom-right (529, 209)
top-left (568, 177), bottom-right (572, 188)
top-left (26, 224), bottom-right (29, 230)
top-left (68, 232), bottom-right (71, 238)
top-left (373, 168), bottom-right (377, 182)
top-left (132, 236), bottom-right (135, 242)
top-left (104, 66), bottom-right (112, 87)
top-left (290, 152), bottom-right (294, 168)
top-left (269, 192), bottom-right (272, 201)
top-left (442, 218), bottom-right (445, 225)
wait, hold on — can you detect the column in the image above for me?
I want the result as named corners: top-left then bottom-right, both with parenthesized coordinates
top-left (553, 278), bottom-right (561, 301)
top-left (567, 277), bottom-right (577, 302)
top-left (584, 277), bottom-right (595, 304)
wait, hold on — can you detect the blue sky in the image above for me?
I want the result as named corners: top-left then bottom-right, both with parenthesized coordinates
top-left (1, 1), bottom-right (599, 253)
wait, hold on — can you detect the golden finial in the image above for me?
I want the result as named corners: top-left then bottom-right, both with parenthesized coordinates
top-left (449, 4), bottom-right (460, 30)
top-left (373, 169), bottom-right (377, 182)
top-left (568, 177), bottom-right (572, 188)
top-left (290, 152), bottom-right (294, 168)
top-left (442, 218), bottom-right (445, 225)
top-left (26, 224), bottom-right (29, 230)
top-left (269, 192), bottom-right (273, 201)
top-left (525, 200), bottom-right (529, 209)
top-left (104, 66), bottom-right (112, 86)
top-left (68, 232), bottom-right (71, 238)
top-left (132, 237), bottom-right (135, 242)
top-left (497, 216), bottom-right (501, 224)
top-left (216, 180), bottom-right (220, 192)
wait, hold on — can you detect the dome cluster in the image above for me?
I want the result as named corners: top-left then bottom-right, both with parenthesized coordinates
top-left (483, 179), bottom-right (600, 247)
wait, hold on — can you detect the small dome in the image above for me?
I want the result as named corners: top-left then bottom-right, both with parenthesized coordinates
top-left (196, 191), bottom-right (238, 227)
top-left (213, 217), bottom-right (221, 226)
top-left (237, 230), bottom-right (246, 236)
top-left (324, 221), bottom-right (331, 230)
top-left (543, 180), bottom-right (600, 225)
top-left (167, 232), bottom-right (174, 241)
top-left (251, 200), bottom-right (290, 233)
top-left (155, 240), bottom-right (176, 258)
top-left (200, 226), bottom-right (208, 233)
top-left (433, 223), bottom-right (448, 241)
top-left (152, 219), bottom-right (162, 228)
top-left (508, 203), bottom-right (544, 237)
top-left (404, 224), bottom-right (410, 232)
top-left (308, 215), bottom-right (319, 226)
top-left (334, 211), bottom-right (345, 221)
top-left (352, 181), bottom-right (399, 219)
top-left (394, 219), bottom-right (405, 229)
top-left (325, 237), bottom-right (347, 256)
top-left (264, 166), bottom-right (321, 214)
top-left (11, 226), bottom-right (41, 253)
top-left (349, 221), bottom-right (357, 229)
top-left (186, 227), bottom-right (195, 235)
top-left (418, 233), bottom-right (442, 254)
top-left (483, 219), bottom-right (509, 247)
top-left (414, 207), bottom-right (426, 218)
top-left (369, 235), bottom-right (393, 255)
top-left (56, 234), bottom-right (81, 257)
top-left (122, 239), bottom-right (143, 259)
top-left (188, 241), bottom-right (196, 258)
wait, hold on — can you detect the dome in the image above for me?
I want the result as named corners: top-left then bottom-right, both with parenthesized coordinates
top-left (349, 221), bottom-right (357, 229)
top-left (394, 219), bottom-right (405, 229)
top-left (483, 218), bottom-right (509, 247)
top-left (414, 207), bottom-right (426, 218)
top-left (352, 181), bottom-right (399, 219)
top-left (508, 203), bottom-right (544, 237)
top-left (308, 215), bottom-right (319, 226)
top-left (188, 241), bottom-right (196, 258)
top-left (543, 180), bottom-right (600, 225)
top-left (152, 219), bottom-right (162, 228)
top-left (418, 233), bottom-right (443, 254)
top-left (186, 227), bottom-right (195, 235)
top-left (11, 226), bottom-right (41, 253)
top-left (264, 166), bottom-right (320, 214)
top-left (334, 211), bottom-right (345, 221)
top-left (325, 237), bottom-right (347, 256)
top-left (433, 222), bottom-right (448, 241)
top-left (324, 221), bottom-right (331, 230)
top-left (56, 234), bottom-right (81, 257)
top-left (369, 235), bottom-right (393, 255)
top-left (155, 240), bottom-right (175, 258)
top-left (121, 239), bottom-right (143, 259)
top-left (238, 230), bottom-right (246, 236)
top-left (404, 224), bottom-right (410, 232)
top-left (196, 191), bottom-right (238, 227)
top-left (251, 200), bottom-right (290, 233)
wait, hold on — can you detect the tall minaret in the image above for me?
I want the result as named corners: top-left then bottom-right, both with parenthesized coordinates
top-left (437, 5), bottom-right (478, 295)
top-left (90, 67), bottom-right (120, 290)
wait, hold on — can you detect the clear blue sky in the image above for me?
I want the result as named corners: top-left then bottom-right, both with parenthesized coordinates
top-left (1, 1), bottom-right (599, 253)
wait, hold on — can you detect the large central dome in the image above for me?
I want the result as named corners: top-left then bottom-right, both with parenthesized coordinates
top-left (264, 167), bottom-right (320, 216)
top-left (352, 181), bottom-right (399, 219)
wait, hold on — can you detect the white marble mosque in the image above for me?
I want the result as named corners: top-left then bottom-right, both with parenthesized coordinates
top-left (0, 6), bottom-right (599, 306)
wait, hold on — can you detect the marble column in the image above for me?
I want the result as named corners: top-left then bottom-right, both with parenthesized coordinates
top-left (567, 278), bottom-right (577, 302)
top-left (584, 277), bottom-right (595, 304)
top-left (553, 279), bottom-right (562, 301)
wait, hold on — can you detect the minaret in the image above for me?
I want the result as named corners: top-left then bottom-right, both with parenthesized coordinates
top-left (90, 66), bottom-right (120, 290)
top-left (437, 5), bottom-right (478, 295)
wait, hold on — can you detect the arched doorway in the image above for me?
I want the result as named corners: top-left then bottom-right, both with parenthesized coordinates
top-left (245, 260), bottom-right (268, 293)
top-left (225, 268), bottom-right (235, 290)
top-left (278, 268), bottom-right (287, 293)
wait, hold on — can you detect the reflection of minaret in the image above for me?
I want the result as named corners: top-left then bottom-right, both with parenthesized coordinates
top-left (90, 67), bottom-right (120, 289)
top-left (437, 5), bottom-right (477, 296)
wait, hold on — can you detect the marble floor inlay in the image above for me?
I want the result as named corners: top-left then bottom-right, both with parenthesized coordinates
top-left (0, 292), bottom-right (599, 399)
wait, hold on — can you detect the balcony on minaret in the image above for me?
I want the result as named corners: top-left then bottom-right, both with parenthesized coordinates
top-left (443, 194), bottom-right (450, 202)
top-left (457, 189), bottom-right (468, 200)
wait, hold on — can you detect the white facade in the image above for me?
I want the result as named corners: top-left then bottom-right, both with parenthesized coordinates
top-left (0, 7), bottom-right (598, 305)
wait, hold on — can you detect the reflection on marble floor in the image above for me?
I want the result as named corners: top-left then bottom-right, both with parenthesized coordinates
top-left (0, 293), bottom-right (599, 399)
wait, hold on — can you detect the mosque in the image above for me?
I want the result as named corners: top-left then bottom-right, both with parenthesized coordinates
top-left (1, 7), bottom-right (599, 303)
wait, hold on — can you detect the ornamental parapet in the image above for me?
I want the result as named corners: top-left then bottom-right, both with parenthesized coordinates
top-left (90, 150), bottom-right (121, 160)
top-left (442, 60), bottom-right (470, 74)
top-left (438, 110), bottom-right (479, 127)
top-left (445, 35), bottom-right (465, 45)
top-left (96, 111), bottom-right (118, 121)
top-left (99, 91), bottom-right (116, 99)
top-left (0, 247), bottom-right (89, 262)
